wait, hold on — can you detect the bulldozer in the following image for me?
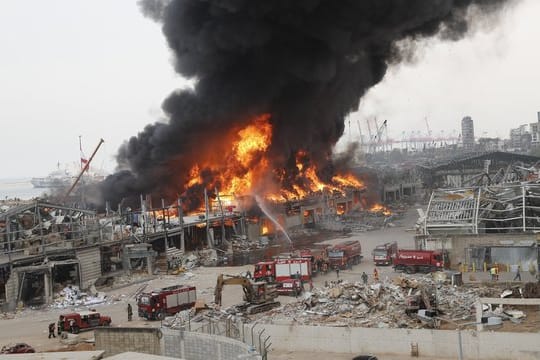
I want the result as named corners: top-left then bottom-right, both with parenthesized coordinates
top-left (214, 274), bottom-right (281, 314)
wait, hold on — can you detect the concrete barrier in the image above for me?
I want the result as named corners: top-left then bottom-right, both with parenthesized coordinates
top-left (95, 327), bottom-right (162, 357)
top-left (247, 323), bottom-right (540, 360)
top-left (95, 327), bottom-right (260, 360)
top-left (162, 328), bottom-right (260, 360)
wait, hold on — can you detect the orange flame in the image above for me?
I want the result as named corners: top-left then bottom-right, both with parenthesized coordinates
top-left (369, 204), bottom-right (392, 216)
top-left (183, 113), bottom-right (365, 205)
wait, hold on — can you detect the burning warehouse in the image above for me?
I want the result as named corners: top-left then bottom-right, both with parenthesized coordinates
top-left (96, 0), bottom-right (513, 219)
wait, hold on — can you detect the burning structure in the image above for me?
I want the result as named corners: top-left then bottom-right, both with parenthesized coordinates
top-left (97, 0), bottom-right (513, 216)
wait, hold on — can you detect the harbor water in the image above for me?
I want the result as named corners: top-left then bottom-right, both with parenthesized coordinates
top-left (0, 178), bottom-right (47, 200)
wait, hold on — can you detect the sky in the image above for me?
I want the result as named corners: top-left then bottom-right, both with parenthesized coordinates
top-left (1, 0), bottom-right (539, 178)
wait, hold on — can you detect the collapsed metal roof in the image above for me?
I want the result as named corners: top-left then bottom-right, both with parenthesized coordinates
top-left (424, 183), bottom-right (540, 235)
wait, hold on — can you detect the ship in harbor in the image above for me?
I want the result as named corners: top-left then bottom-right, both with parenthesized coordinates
top-left (31, 138), bottom-right (107, 189)
top-left (31, 164), bottom-right (106, 189)
top-left (30, 167), bottom-right (73, 188)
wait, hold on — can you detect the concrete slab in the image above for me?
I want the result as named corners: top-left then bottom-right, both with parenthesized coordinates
top-left (107, 352), bottom-right (182, 360)
top-left (0, 350), bottom-right (105, 360)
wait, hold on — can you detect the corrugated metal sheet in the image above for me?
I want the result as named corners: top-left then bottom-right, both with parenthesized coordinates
top-left (77, 246), bottom-right (101, 289)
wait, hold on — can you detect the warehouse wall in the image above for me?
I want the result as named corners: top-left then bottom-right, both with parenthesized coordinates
top-left (249, 323), bottom-right (540, 360)
top-left (422, 233), bottom-right (537, 268)
top-left (76, 245), bottom-right (101, 289)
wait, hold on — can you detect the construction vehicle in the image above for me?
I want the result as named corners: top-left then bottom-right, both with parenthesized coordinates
top-left (327, 240), bottom-right (362, 269)
top-left (214, 274), bottom-right (280, 314)
top-left (372, 242), bottom-right (398, 266)
top-left (393, 249), bottom-right (444, 274)
top-left (137, 284), bottom-right (197, 320)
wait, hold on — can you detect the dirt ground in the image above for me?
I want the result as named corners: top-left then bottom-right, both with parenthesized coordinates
top-left (0, 206), bottom-right (537, 359)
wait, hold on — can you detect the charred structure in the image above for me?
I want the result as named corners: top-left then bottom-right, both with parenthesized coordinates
top-left (99, 0), bottom-right (512, 210)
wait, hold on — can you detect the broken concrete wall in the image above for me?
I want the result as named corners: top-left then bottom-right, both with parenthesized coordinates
top-left (3, 271), bottom-right (18, 311)
top-left (251, 324), bottom-right (540, 360)
top-left (76, 246), bottom-right (101, 289)
top-left (162, 328), bottom-right (260, 360)
top-left (95, 327), bottom-right (260, 360)
top-left (95, 327), bottom-right (162, 357)
top-left (284, 213), bottom-right (302, 228)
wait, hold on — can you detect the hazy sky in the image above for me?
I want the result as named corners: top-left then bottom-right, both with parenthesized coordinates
top-left (1, 0), bottom-right (539, 178)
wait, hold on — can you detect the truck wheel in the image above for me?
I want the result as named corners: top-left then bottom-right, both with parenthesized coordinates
top-left (156, 311), bottom-right (164, 320)
top-left (72, 326), bottom-right (80, 334)
top-left (405, 266), bottom-right (415, 274)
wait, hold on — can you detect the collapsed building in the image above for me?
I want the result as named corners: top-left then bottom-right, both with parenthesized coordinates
top-left (417, 151), bottom-right (540, 273)
top-left (0, 181), bottom-right (389, 310)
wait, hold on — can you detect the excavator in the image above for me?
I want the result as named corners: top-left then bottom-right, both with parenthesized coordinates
top-left (214, 274), bottom-right (281, 314)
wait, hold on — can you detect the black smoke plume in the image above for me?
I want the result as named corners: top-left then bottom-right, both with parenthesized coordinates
top-left (98, 0), bottom-right (513, 209)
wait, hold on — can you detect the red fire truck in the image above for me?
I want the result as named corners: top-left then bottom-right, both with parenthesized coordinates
top-left (372, 242), bottom-right (398, 266)
top-left (254, 258), bottom-right (311, 296)
top-left (137, 284), bottom-right (197, 320)
top-left (297, 247), bottom-right (330, 275)
top-left (393, 249), bottom-right (444, 274)
top-left (327, 240), bottom-right (362, 269)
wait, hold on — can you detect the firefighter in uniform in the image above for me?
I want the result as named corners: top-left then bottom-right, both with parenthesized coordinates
top-left (57, 316), bottom-right (64, 336)
top-left (48, 322), bottom-right (56, 338)
top-left (127, 303), bottom-right (133, 321)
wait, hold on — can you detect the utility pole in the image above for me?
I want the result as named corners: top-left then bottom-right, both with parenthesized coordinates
top-left (204, 188), bottom-right (213, 249)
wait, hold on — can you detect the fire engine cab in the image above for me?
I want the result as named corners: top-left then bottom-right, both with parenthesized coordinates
top-left (137, 285), bottom-right (196, 320)
top-left (254, 258), bottom-right (311, 296)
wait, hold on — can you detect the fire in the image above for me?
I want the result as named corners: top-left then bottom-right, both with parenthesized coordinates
top-left (369, 204), bottom-right (392, 216)
top-left (183, 113), bottom-right (365, 206)
top-left (234, 116), bottom-right (272, 164)
top-left (261, 224), bottom-right (270, 235)
top-left (185, 114), bottom-right (272, 196)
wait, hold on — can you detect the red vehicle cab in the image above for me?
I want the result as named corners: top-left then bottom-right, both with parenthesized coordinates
top-left (275, 278), bottom-right (303, 296)
top-left (137, 285), bottom-right (197, 320)
top-left (60, 311), bottom-right (112, 334)
top-left (1, 343), bottom-right (35, 354)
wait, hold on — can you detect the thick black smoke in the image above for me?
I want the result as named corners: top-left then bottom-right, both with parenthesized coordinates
top-left (99, 0), bottom-right (513, 208)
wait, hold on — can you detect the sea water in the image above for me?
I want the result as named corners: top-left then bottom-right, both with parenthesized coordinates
top-left (0, 178), bottom-right (48, 200)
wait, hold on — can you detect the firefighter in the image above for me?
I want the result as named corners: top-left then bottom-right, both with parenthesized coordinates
top-left (57, 316), bottom-right (64, 336)
top-left (48, 322), bottom-right (56, 338)
top-left (335, 267), bottom-right (340, 279)
top-left (513, 266), bottom-right (522, 281)
top-left (69, 319), bottom-right (76, 334)
top-left (490, 266), bottom-right (496, 281)
top-left (361, 271), bottom-right (368, 285)
top-left (373, 268), bottom-right (379, 282)
top-left (127, 303), bottom-right (133, 321)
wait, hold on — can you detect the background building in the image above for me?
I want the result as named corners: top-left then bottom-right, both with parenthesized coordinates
top-left (461, 116), bottom-right (475, 151)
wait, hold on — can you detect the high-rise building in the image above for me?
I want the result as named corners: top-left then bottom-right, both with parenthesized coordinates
top-left (461, 116), bottom-right (475, 150)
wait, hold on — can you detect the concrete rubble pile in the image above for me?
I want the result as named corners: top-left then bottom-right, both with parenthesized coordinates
top-left (162, 308), bottom-right (197, 329)
top-left (231, 235), bottom-right (268, 252)
top-left (51, 285), bottom-right (108, 308)
top-left (255, 275), bottom-right (495, 329)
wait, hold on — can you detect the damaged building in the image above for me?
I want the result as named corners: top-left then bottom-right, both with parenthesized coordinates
top-left (418, 152), bottom-right (540, 272)
top-left (0, 202), bottom-right (104, 310)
